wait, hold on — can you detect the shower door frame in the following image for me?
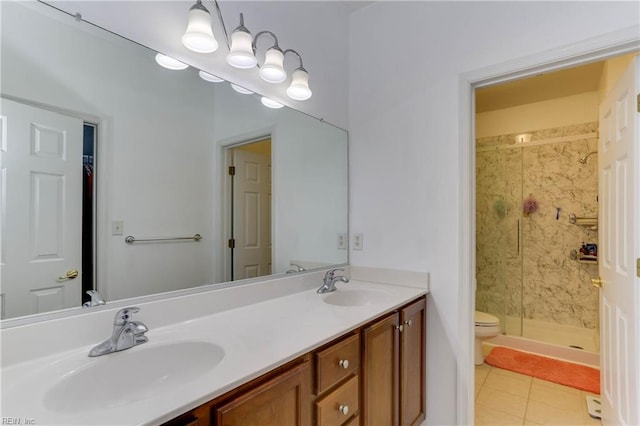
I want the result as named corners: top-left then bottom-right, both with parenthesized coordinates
top-left (457, 27), bottom-right (640, 425)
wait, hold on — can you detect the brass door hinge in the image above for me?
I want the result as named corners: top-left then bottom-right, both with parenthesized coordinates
top-left (637, 93), bottom-right (640, 113)
top-left (228, 166), bottom-right (236, 175)
top-left (228, 238), bottom-right (235, 249)
top-left (636, 258), bottom-right (640, 278)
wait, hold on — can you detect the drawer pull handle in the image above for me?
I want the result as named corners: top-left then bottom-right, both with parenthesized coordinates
top-left (404, 319), bottom-right (413, 327)
top-left (338, 359), bottom-right (350, 369)
top-left (395, 324), bottom-right (404, 332)
top-left (339, 405), bottom-right (349, 416)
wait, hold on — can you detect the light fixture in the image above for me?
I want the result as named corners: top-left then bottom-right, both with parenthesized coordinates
top-left (226, 14), bottom-right (257, 69)
top-left (283, 50), bottom-right (312, 100)
top-left (515, 133), bottom-right (532, 144)
top-left (198, 70), bottom-right (224, 82)
top-left (261, 97), bottom-right (284, 109)
top-left (254, 31), bottom-right (286, 83)
top-left (182, 0), bottom-right (218, 53)
top-left (169, 4), bottom-right (314, 101)
top-left (230, 83), bottom-right (253, 94)
top-left (155, 53), bottom-right (189, 70)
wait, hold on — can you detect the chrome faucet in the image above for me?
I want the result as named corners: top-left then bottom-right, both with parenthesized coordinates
top-left (317, 268), bottom-right (349, 293)
top-left (88, 307), bottom-right (148, 357)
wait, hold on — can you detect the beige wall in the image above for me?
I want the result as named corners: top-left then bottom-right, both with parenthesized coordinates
top-left (476, 92), bottom-right (599, 138)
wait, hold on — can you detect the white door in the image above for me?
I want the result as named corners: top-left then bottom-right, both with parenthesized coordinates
top-left (598, 57), bottom-right (640, 425)
top-left (232, 148), bottom-right (271, 280)
top-left (0, 98), bottom-right (84, 319)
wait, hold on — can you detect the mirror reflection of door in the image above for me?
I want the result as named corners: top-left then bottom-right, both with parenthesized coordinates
top-left (0, 98), bottom-right (96, 319)
top-left (228, 139), bottom-right (272, 281)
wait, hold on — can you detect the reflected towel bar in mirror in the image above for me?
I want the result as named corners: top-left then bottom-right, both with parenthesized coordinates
top-left (125, 234), bottom-right (202, 244)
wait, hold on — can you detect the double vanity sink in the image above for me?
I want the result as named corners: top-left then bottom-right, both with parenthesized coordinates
top-left (1, 272), bottom-right (427, 425)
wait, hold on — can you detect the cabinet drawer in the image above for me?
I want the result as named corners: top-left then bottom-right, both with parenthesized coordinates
top-left (315, 375), bottom-right (359, 426)
top-left (315, 333), bottom-right (360, 394)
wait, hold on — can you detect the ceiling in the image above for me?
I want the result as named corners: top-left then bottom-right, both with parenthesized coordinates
top-left (475, 61), bottom-right (605, 113)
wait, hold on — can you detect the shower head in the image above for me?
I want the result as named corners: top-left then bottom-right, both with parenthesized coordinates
top-left (578, 151), bottom-right (597, 164)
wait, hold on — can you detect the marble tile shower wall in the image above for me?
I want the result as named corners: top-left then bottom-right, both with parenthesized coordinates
top-left (476, 122), bottom-right (599, 331)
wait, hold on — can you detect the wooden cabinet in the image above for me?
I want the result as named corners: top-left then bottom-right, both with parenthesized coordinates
top-left (362, 297), bottom-right (426, 426)
top-left (215, 359), bottom-right (311, 426)
top-left (163, 295), bottom-right (426, 426)
top-left (400, 298), bottom-right (426, 426)
top-left (314, 333), bottom-right (360, 426)
top-left (362, 312), bottom-right (400, 425)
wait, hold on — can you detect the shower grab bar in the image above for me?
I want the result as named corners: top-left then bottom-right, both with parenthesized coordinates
top-left (569, 213), bottom-right (598, 229)
top-left (125, 234), bottom-right (202, 244)
top-left (569, 213), bottom-right (597, 224)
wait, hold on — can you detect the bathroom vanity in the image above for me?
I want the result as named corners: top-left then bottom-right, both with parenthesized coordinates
top-left (163, 296), bottom-right (426, 426)
top-left (1, 269), bottom-right (428, 426)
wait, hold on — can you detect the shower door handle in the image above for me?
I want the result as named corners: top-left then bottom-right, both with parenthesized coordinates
top-left (591, 277), bottom-right (603, 288)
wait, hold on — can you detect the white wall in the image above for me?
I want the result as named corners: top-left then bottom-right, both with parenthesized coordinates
top-left (348, 2), bottom-right (639, 424)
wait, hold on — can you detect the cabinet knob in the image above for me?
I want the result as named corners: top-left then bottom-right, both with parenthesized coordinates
top-left (338, 405), bottom-right (349, 416)
top-left (404, 319), bottom-right (413, 327)
top-left (338, 359), bottom-right (350, 369)
top-left (395, 324), bottom-right (404, 332)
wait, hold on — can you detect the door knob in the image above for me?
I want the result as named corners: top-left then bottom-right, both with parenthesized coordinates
top-left (58, 269), bottom-right (79, 281)
top-left (591, 277), bottom-right (603, 288)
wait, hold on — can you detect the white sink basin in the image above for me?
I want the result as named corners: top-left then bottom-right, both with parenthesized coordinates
top-left (43, 341), bottom-right (224, 412)
top-left (323, 288), bottom-right (390, 307)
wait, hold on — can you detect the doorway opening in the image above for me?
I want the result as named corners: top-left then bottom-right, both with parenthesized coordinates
top-left (462, 41), bottom-right (638, 422)
top-left (82, 123), bottom-right (97, 305)
top-left (225, 137), bottom-right (272, 281)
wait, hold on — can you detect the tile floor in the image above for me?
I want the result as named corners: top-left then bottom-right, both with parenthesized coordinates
top-left (475, 363), bottom-right (602, 425)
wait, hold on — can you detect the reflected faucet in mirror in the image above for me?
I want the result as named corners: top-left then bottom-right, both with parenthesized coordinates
top-left (82, 290), bottom-right (106, 308)
top-left (286, 263), bottom-right (306, 273)
top-left (89, 307), bottom-right (148, 357)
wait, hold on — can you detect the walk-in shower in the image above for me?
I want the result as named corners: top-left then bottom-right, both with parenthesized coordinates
top-left (475, 122), bottom-right (600, 362)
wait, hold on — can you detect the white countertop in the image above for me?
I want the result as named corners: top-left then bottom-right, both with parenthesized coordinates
top-left (1, 278), bottom-right (427, 425)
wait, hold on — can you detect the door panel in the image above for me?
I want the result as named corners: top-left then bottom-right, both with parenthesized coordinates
top-left (232, 148), bottom-right (271, 280)
top-left (598, 57), bottom-right (639, 425)
top-left (1, 98), bottom-right (83, 319)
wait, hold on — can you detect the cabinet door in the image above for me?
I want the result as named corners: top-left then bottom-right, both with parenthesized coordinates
top-left (362, 312), bottom-right (400, 426)
top-left (215, 360), bottom-right (311, 426)
top-left (400, 297), bottom-right (426, 426)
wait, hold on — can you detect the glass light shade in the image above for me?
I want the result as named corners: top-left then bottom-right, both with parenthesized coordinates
top-left (286, 68), bottom-right (312, 100)
top-left (155, 53), bottom-right (189, 70)
top-left (230, 83), bottom-right (253, 95)
top-left (226, 31), bottom-right (257, 69)
top-left (198, 70), bottom-right (224, 82)
top-left (261, 97), bottom-right (284, 109)
top-left (182, 6), bottom-right (218, 53)
top-left (259, 48), bottom-right (286, 83)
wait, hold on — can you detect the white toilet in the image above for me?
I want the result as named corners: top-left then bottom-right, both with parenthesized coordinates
top-left (475, 311), bottom-right (500, 365)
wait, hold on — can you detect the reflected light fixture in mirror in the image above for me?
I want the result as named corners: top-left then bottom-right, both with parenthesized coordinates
top-left (230, 83), bottom-right (253, 94)
top-left (199, 70), bottom-right (224, 82)
top-left (155, 53), bottom-right (189, 70)
top-left (261, 97), bottom-right (284, 109)
top-left (182, 0), bottom-right (218, 53)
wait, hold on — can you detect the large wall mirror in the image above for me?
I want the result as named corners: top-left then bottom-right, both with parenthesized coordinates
top-left (0, 1), bottom-right (348, 322)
